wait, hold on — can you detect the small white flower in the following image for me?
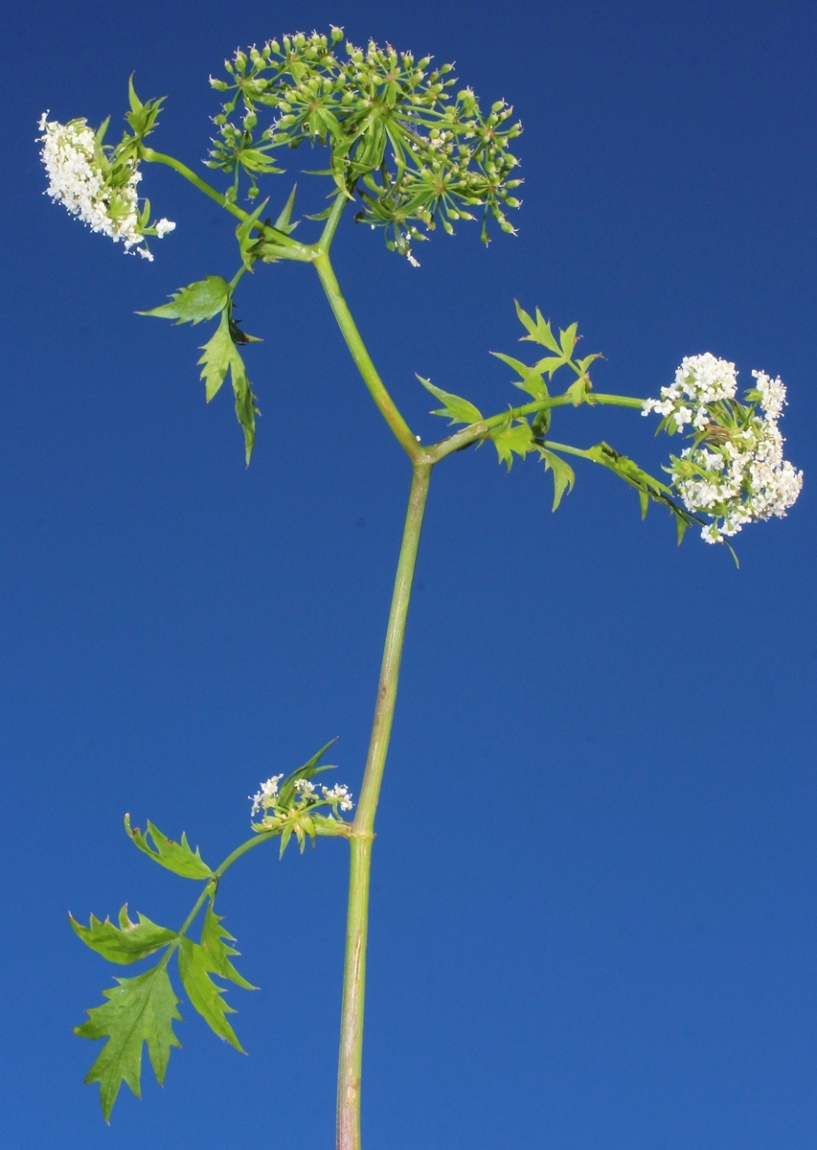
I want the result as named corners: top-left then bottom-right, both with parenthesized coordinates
top-left (322, 783), bottom-right (354, 811)
top-left (293, 778), bottom-right (316, 795)
top-left (250, 773), bottom-right (283, 814)
top-left (406, 251), bottom-right (420, 268)
top-left (155, 217), bottom-right (176, 238)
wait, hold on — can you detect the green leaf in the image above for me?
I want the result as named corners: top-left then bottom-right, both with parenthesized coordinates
top-left (138, 277), bottom-right (230, 325)
top-left (559, 323), bottom-right (578, 359)
top-left (75, 965), bottom-right (182, 1121)
top-left (539, 448), bottom-right (575, 511)
top-left (197, 310), bottom-right (260, 463)
top-left (228, 342), bottom-right (259, 466)
top-left (201, 903), bottom-right (256, 990)
top-left (491, 352), bottom-right (549, 400)
top-left (124, 815), bottom-right (213, 879)
top-left (127, 74), bottom-right (142, 116)
top-left (235, 197), bottom-right (269, 269)
top-left (491, 420), bottom-right (534, 470)
top-left (273, 184), bottom-right (299, 234)
top-left (418, 377), bottom-right (483, 425)
top-left (70, 905), bottom-right (177, 965)
top-left (198, 310), bottom-right (233, 402)
top-left (515, 301), bottom-right (561, 353)
top-left (564, 376), bottom-right (593, 407)
top-left (178, 938), bottom-right (244, 1051)
top-left (277, 739), bottom-right (338, 809)
top-left (532, 356), bottom-right (568, 379)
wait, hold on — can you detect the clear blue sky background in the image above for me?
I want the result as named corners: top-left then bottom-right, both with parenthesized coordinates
top-left (2, 1), bottom-right (815, 1147)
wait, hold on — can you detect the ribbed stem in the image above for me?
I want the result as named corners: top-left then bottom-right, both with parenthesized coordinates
top-left (336, 463), bottom-right (432, 1150)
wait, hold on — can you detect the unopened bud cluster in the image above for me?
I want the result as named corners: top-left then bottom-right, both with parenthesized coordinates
top-left (208, 29), bottom-right (522, 262)
top-left (643, 353), bottom-right (803, 543)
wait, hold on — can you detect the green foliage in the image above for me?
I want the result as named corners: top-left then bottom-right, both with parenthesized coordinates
top-left (178, 937), bottom-right (244, 1051)
top-left (70, 905), bottom-right (176, 964)
top-left (75, 965), bottom-right (182, 1122)
top-left (207, 30), bottom-right (522, 254)
top-left (138, 276), bottom-right (230, 324)
top-left (418, 377), bottom-right (483, 425)
top-left (580, 441), bottom-right (699, 539)
top-left (197, 308), bottom-right (260, 464)
top-left (125, 815), bottom-right (213, 879)
top-left (490, 419), bottom-right (534, 469)
top-left (540, 449), bottom-right (575, 510)
top-left (201, 903), bottom-right (256, 990)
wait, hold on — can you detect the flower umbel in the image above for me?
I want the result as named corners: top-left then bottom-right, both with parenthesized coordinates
top-left (38, 112), bottom-right (174, 259)
top-left (644, 354), bottom-right (803, 543)
top-left (249, 749), bottom-right (354, 854)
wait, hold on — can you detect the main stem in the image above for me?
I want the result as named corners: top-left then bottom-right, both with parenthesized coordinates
top-left (337, 462), bottom-right (432, 1150)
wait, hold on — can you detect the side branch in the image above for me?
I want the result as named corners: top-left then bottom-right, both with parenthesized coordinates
top-left (314, 253), bottom-right (423, 462)
top-left (427, 392), bottom-right (646, 462)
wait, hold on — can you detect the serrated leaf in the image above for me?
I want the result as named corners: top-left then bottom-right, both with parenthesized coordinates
top-left (201, 903), bottom-right (256, 990)
top-left (532, 356), bottom-right (568, 378)
top-left (491, 352), bottom-right (549, 400)
top-left (178, 938), bottom-right (244, 1051)
top-left (198, 310), bottom-right (233, 402)
top-left (75, 965), bottom-right (182, 1121)
top-left (138, 277), bottom-right (230, 325)
top-left (124, 815), bottom-right (213, 879)
top-left (559, 323), bottom-right (578, 359)
top-left (515, 301), bottom-right (561, 353)
top-left (491, 420), bottom-right (534, 470)
top-left (70, 905), bottom-right (177, 965)
top-left (564, 376), bottom-right (593, 407)
top-left (539, 449), bottom-right (575, 511)
top-left (228, 343), bottom-right (259, 466)
top-left (418, 377), bottom-right (483, 425)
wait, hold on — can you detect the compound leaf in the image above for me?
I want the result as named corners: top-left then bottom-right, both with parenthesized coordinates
top-left (178, 938), bottom-right (244, 1051)
top-left (201, 903), bottom-right (256, 990)
top-left (124, 815), bottom-right (213, 880)
top-left (418, 376), bottom-right (483, 425)
top-left (70, 905), bottom-right (177, 965)
top-left (138, 276), bottom-right (230, 325)
top-left (75, 965), bottom-right (182, 1122)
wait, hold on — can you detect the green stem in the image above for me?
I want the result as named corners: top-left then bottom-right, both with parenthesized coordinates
top-left (214, 830), bottom-right (279, 879)
top-left (337, 462), bottom-right (432, 1150)
top-left (141, 148), bottom-right (251, 223)
top-left (318, 191), bottom-right (350, 253)
top-left (314, 252), bottom-right (423, 462)
top-left (427, 392), bottom-right (646, 462)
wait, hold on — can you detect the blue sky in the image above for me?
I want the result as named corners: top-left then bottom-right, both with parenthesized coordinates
top-left (2, 1), bottom-right (816, 1147)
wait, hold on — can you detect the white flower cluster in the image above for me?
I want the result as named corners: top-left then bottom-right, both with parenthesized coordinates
top-left (643, 352), bottom-right (738, 431)
top-left (38, 113), bottom-right (175, 260)
top-left (321, 783), bottom-right (354, 811)
top-left (249, 772), bottom-right (354, 818)
top-left (643, 354), bottom-right (803, 544)
top-left (249, 773), bottom-right (283, 815)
